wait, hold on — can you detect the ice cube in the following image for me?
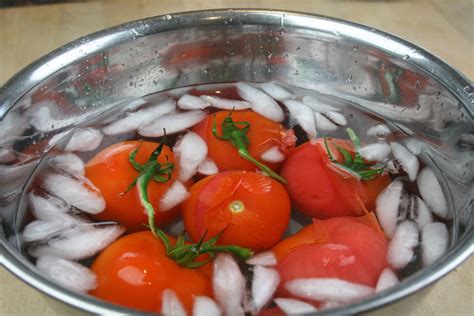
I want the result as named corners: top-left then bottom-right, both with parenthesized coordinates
top-left (246, 251), bottom-right (277, 266)
top-left (103, 98), bottom-right (176, 135)
top-left (177, 94), bottom-right (211, 110)
top-left (404, 138), bottom-right (425, 155)
top-left (29, 225), bottom-right (125, 260)
top-left (49, 153), bottom-right (85, 176)
top-left (42, 172), bottom-right (105, 214)
top-left (376, 180), bottom-right (404, 238)
top-left (367, 124), bottom-right (391, 139)
top-left (159, 181), bottom-right (190, 212)
top-left (260, 146), bottom-right (285, 163)
top-left (22, 215), bottom-right (87, 243)
top-left (65, 128), bottom-right (103, 152)
top-left (161, 289), bottom-right (186, 316)
top-left (375, 268), bottom-right (399, 292)
top-left (390, 142), bottom-right (419, 181)
top-left (213, 253), bottom-right (245, 316)
top-left (274, 298), bottom-right (318, 314)
top-left (252, 266), bottom-right (280, 312)
top-left (200, 95), bottom-right (251, 110)
top-left (28, 190), bottom-right (70, 220)
top-left (197, 157), bottom-right (219, 175)
top-left (236, 82), bottom-right (284, 122)
top-left (413, 197), bottom-right (433, 229)
top-left (325, 111), bottom-right (347, 126)
top-left (174, 132), bottom-right (208, 182)
top-left (417, 167), bottom-right (448, 218)
top-left (315, 112), bottom-right (338, 131)
top-left (259, 82), bottom-right (295, 101)
top-left (193, 296), bottom-right (221, 316)
top-left (387, 221), bottom-right (419, 269)
top-left (36, 256), bottom-right (97, 293)
top-left (284, 100), bottom-right (317, 139)
top-left (422, 222), bottom-right (449, 266)
top-left (285, 278), bottom-right (374, 303)
top-left (359, 143), bottom-right (391, 162)
top-left (138, 110), bottom-right (207, 137)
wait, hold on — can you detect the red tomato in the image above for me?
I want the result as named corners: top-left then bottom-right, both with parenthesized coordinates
top-left (90, 231), bottom-right (212, 314)
top-left (275, 216), bottom-right (388, 298)
top-left (85, 141), bottom-right (181, 231)
top-left (182, 171), bottom-right (291, 251)
top-left (193, 110), bottom-right (296, 172)
top-left (280, 139), bottom-right (390, 218)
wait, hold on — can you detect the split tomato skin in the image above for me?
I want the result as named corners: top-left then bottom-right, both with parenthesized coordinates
top-left (182, 170), bottom-right (291, 251)
top-left (90, 231), bottom-right (213, 314)
top-left (280, 140), bottom-right (390, 219)
top-left (275, 217), bottom-right (388, 298)
top-left (193, 110), bottom-right (296, 172)
top-left (85, 141), bottom-right (181, 232)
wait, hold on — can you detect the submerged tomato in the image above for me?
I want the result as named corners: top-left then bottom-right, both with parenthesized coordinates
top-left (90, 231), bottom-right (212, 314)
top-left (85, 141), bottom-right (180, 231)
top-left (193, 110), bottom-right (296, 172)
top-left (275, 216), bottom-right (388, 298)
top-left (281, 139), bottom-right (390, 218)
top-left (182, 171), bottom-right (291, 251)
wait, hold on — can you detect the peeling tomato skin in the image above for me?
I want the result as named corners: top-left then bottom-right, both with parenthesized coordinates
top-left (183, 171), bottom-right (291, 251)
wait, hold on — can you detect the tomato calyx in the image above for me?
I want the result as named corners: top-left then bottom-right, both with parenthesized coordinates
top-left (324, 128), bottom-right (385, 181)
top-left (212, 110), bottom-right (287, 183)
top-left (122, 133), bottom-right (174, 236)
top-left (152, 228), bottom-right (254, 268)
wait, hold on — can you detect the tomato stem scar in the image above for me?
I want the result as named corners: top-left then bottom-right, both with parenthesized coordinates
top-left (229, 200), bottom-right (245, 213)
top-left (212, 110), bottom-right (287, 184)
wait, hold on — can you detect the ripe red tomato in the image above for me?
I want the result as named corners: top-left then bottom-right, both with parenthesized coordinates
top-left (193, 110), bottom-right (296, 172)
top-left (280, 139), bottom-right (390, 218)
top-left (90, 231), bottom-right (212, 314)
top-left (275, 216), bottom-right (388, 298)
top-left (85, 141), bottom-right (181, 231)
top-left (182, 170), bottom-right (291, 251)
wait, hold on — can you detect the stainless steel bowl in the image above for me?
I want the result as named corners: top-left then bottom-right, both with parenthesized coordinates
top-left (0, 9), bottom-right (472, 315)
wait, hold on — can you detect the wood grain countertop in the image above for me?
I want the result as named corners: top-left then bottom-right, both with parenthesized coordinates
top-left (0, 1), bottom-right (472, 315)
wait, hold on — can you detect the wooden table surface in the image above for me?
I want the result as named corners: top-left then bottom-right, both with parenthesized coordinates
top-left (0, 1), bottom-right (472, 315)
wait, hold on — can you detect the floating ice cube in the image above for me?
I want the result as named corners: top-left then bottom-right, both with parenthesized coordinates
top-left (367, 124), bottom-right (391, 139)
top-left (177, 94), bottom-right (211, 110)
top-left (246, 251), bottom-right (277, 266)
top-left (417, 167), bottom-right (448, 218)
top-left (252, 266), bottom-right (280, 312)
top-left (422, 222), bottom-right (449, 266)
top-left (174, 132), bottom-right (208, 182)
top-left (315, 112), bottom-right (338, 131)
top-left (325, 111), bottom-right (347, 126)
top-left (29, 225), bottom-right (125, 260)
top-left (260, 146), bottom-right (285, 163)
top-left (200, 95), bottom-right (251, 110)
top-left (138, 110), bottom-right (207, 137)
top-left (376, 180), bottom-right (404, 238)
top-left (36, 256), bottom-right (97, 293)
top-left (413, 197), bottom-right (433, 229)
top-left (259, 82), bottom-right (294, 101)
top-left (42, 172), bottom-right (105, 214)
top-left (274, 298), bottom-right (318, 313)
top-left (359, 143), bottom-right (391, 162)
top-left (197, 157), bottom-right (219, 175)
top-left (236, 82), bottom-right (284, 122)
top-left (375, 268), bottom-right (399, 292)
top-left (284, 100), bottom-right (317, 139)
top-left (103, 99), bottom-right (176, 135)
top-left (390, 142), bottom-right (419, 181)
top-left (22, 215), bottom-right (87, 243)
top-left (159, 181), bottom-right (190, 212)
top-left (404, 138), bottom-right (425, 155)
top-left (28, 190), bottom-right (70, 219)
top-left (65, 128), bottom-right (103, 152)
top-left (213, 254), bottom-right (245, 316)
top-left (193, 296), bottom-right (221, 316)
top-left (387, 221), bottom-right (419, 269)
top-left (161, 289), bottom-right (186, 316)
top-left (302, 95), bottom-right (340, 112)
top-left (49, 153), bottom-right (85, 176)
top-left (285, 278), bottom-right (374, 303)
